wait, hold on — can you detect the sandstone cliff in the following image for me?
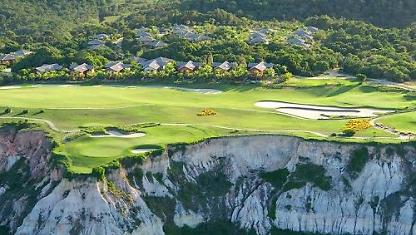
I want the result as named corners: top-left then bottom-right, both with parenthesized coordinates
top-left (1, 127), bottom-right (416, 235)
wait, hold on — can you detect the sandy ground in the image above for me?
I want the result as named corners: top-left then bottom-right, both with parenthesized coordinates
top-left (164, 86), bottom-right (222, 94)
top-left (0, 86), bottom-right (22, 90)
top-left (130, 149), bottom-right (156, 154)
top-left (91, 130), bottom-right (146, 138)
top-left (255, 101), bottom-right (392, 120)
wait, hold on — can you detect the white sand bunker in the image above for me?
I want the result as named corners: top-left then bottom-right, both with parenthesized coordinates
top-left (255, 101), bottom-right (392, 120)
top-left (91, 129), bottom-right (146, 138)
top-left (0, 86), bottom-right (22, 90)
top-left (131, 148), bottom-right (157, 154)
top-left (165, 86), bottom-right (222, 94)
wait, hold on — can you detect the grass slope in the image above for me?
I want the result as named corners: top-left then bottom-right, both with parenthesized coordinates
top-left (0, 79), bottom-right (413, 173)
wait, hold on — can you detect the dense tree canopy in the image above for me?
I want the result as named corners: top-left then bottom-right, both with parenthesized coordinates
top-left (0, 0), bottom-right (415, 83)
top-left (179, 0), bottom-right (416, 28)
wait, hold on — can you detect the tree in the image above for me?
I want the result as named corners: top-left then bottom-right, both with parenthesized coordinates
top-left (356, 73), bottom-right (367, 83)
top-left (280, 72), bottom-right (293, 83)
top-left (263, 68), bottom-right (276, 80)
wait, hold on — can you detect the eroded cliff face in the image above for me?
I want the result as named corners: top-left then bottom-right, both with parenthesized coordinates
top-left (0, 126), bottom-right (60, 234)
top-left (2, 130), bottom-right (416, 235)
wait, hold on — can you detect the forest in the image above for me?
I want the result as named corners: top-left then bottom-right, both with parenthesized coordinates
top-left (179, 0), bottom-right (416, 28)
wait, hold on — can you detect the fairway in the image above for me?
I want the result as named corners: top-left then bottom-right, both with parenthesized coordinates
top-left (1, 80), bottom-right (414, 173)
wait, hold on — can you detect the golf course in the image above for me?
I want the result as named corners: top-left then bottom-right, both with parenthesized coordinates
top-left (1, 78), bottom-right (415, 173)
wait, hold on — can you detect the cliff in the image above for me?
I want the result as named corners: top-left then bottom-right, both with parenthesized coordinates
top-left (1, 127), bottom-right (416, 235)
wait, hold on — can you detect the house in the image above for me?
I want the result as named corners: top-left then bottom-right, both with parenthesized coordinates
top-left (143, 40), bottom-right (168, 48)
top-left (287, 37), bottom-right (309, 48)
top-left (70, 63), bottom-right (94, 74)
top-left (248, 32), bottom-right (269, 45)
top-left (142, 60), bottom-right (161, 71)
top-left (133, 57), bottom-right (148, 65)
top-left (181, 32), bottom-right (211, 42)
top-left (96, 33), bottom-right (109, 40)
top-left (257, 28), bottom-right (272, 35)
top-left (35, 64), bottom-right (63, 73)
top-left (149, 41), bottom-right (168, 48)
top-left (137, 31), bottom-right (153, 38)
top-left (307, 26), bottom-right (319, 34)
top-left (113, 37), bottom-right (124, 46)
top-left (105, 61), bottom-right (129, 73)
top-left (88, 40), bottom-right (107, 50)
top-left (177, 61), bottom-right (200, 73)
top-left (0, 54), bottom-right (16, 65)
top-left (213, 61), bottom-right (237, 72)
top-left (190, 35), bottom-right (212, 42)
top-left (13, 50), bottom-right (33, 58)
top-left (173, 24), bottom-right (191, 36)
top-left (248, 35), bottom-right (269, 45)
top-left (248, 62), bottom-right (274, 76)
top-left (294, 29), bottom-right (314, 40)
top-left (88, 39), bottom-right (104, 46)
top-left (138, 35), bottom-right (156, 44)
top-left (137, 57), bottom-right (174, 71)
top-left (152, 57), bottom-right (173, 68)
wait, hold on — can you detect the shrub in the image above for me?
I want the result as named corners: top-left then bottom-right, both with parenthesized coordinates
top-left (342, 128), bottom-right (356, 137)
top-left (345, 119), bottom-right (371, 131)
top-left (92, 167), bottom-right (105, 181)
top-left (197, 108), bottom-right (217, 116)
top-left (4, 107), bottom-right (11, 114)
top-left (347, 147), bottom-right (369, 178)
top-left (356, 73), bottom-right (367, 82)
top-left (280, 72), bottom-right (293, 83)
top-left (260, 168), bottom-right (290, 189)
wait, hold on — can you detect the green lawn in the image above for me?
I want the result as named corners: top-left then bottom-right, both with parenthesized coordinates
top-left (377, 112), bottom-right (416, 133)
top-left (0, 80), bottom-right (413, 173)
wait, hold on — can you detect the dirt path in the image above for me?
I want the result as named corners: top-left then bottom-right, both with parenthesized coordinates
top-left (368, 78), bottom-right (416, 91)
top-left (369, 116), bottom-right (415, 140)
top-left (0, 116), bottom-right (72, 133)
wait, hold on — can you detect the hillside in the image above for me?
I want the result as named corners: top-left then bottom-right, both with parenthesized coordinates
top-left (0, 0), bottom-right (155, 38)
top-left (179, 0), bottom-right (416, 28)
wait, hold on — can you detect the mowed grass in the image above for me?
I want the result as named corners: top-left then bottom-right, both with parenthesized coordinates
top-left (0, 80), bottom-right (413, 173)
top-left (60, 125), bottom-right (233, 173)
top-left (378, 112), bottom-right (416, 133)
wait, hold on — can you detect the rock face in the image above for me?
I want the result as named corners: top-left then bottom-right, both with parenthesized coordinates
top-left (2, 131), bottom-right (416, 235)
top-left (0, 126), bottom-right (58, 233)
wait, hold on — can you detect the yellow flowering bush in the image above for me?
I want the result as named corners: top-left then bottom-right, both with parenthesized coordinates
top-left (345, 119), bottom-right (371, 131)
top-left (197, 108), bottom-right (217, 117)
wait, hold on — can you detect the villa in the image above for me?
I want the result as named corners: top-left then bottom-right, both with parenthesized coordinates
top-left (95, 33), bottom-right (109, 40)
top-left (136, 57), bottom-right (174, 71)
top-left (248, 61), bottom-right (274, 76)
top-left (177, 61), bottom-right (200, 73)
top-left (105, 61), bottom-right (130, 73)
top-left (288, 37), bottom-right (309, 47)
top-left (14, 50), bottom-right (33, 58)
top-left (35, 64), bottom-right (63, 73)
top-left (294, 29), bottom-right (314, 40)
top-left (88, 40), bottom-right (107, 50)
top-left (213, 61), bottom-right (237, 71)
top-left (248, 31), bottom-right (269, 45)
top-left (70, 63), bottom-right (94, 74)
top-left (0, 54), bottom-right (16, 65)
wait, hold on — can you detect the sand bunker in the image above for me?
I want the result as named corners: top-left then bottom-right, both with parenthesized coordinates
top-left (255, 101), bottom-right (391, 120)
top-left (164, 86), bottom-right (222, 94)
top-left (131, 148), bottom-right (157, 154)
top-left (0, 86), bottom-right (22, 90)
top-left (91, 129), bottom-right (146, 138)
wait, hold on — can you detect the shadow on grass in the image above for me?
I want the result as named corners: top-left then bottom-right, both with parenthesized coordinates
top-left (325, 83), bottom-right (361, 97)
